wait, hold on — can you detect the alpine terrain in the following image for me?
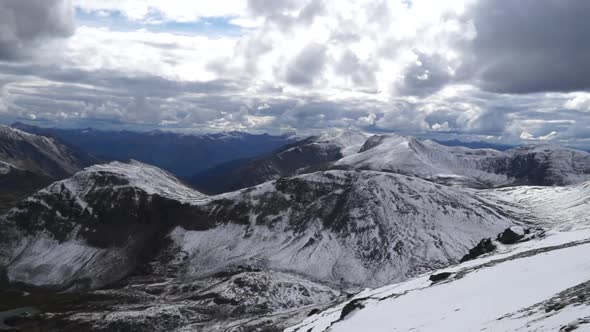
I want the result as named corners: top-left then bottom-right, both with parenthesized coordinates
top-left (0, 126), bottom-right (98, 214)
top-left (1, 131), bottom-right (590, 331)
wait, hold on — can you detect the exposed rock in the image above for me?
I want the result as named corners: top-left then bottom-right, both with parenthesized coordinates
top-left (430, 272), bottom-right (453, 283)
top-left (460, 238), bottom-right (496, 263)
top-left (497, 226), bottom-right (527, 244)
top-left (339, 299), bottom-right (366, 321)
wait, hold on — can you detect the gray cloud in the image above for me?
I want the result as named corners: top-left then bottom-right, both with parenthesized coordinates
top-left (397, 52), bottom-right (453, 96)
top-left (335, 50), bottom-right (377, 90)
top-left (0, 0), bottom-right (74, 60)
top-left (462, 0), bottom-right (590, 94)
top-left (248, 0), bottom-right (324, 30)
top-left (285, 43), bottom-right (327, 85)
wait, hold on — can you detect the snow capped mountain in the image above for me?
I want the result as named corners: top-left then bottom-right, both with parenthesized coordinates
top-left (499, 144), bottom-right (590, 186)
top-left (0, 126), bottom-right (96, 178)
top-left (0, 126), bottom-right (98, 213)
top-left (310, 130), bottom-right (370, 157)
top-left (335, 134), bottom-right (507, 187)
top-left (178, 170), bottom-right (518, 288)
top-left (2, 132), bottom-right (590, 331)
top-left (0, 159), bottom-right (525, 330)
top-left (0, 161), bottom-right (206, 291)
top-left (190, 130), bottom-right (369, 194)
top-left (0, 162), bottom-right (518, 291)
top-left (334, 134), bottom-right (590, 188)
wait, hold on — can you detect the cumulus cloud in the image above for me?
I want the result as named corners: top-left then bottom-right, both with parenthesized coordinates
top-left (0, 0), bottom-right (74, 60)
top-left (285, 43), bottom-right (327, 85)
top-left (0, 0), bottom-right (589, 145)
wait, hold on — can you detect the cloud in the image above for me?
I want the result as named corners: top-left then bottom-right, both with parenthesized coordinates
top-left (461, 0), bottom-right (590, 94)
top-left (564, 93), bottom-right (590, 112)
top-left (74, 0), bottom-right (249, 23)
top-left (396, 52), bottom-right (454, 96)
top-left (0, 0), bottom-right (74, 60)
top-left (285, 43), bottom-right (327, 85)
top-left (520, 131), bottom-right (559, 141)
top-left (0, 0), bottom-right (589, 146)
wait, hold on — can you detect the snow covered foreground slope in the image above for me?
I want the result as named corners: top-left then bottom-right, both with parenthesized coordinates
top-left (288, 181), bottom-right (590, 332)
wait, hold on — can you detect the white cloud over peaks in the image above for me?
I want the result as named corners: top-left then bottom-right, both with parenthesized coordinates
top-left (1, 0), bottom-right (590, 144)
top-left (565, 93), bottom-right (590, 112)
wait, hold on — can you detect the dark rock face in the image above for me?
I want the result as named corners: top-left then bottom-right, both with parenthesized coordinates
top-left (358, 135), bottom-right (388, 152)
top-left (429, 272), bottom-right (453, 283)
top-left (484, 146), bottom-right (590, 186)
top-left (0, 168), bottom-right (52, 214)
top-left (497, 227), bottom-right (527, 245)
top-left (339, 299), bottom-right (366, 320)
top-left (460, 238), bottom-right (496, 263)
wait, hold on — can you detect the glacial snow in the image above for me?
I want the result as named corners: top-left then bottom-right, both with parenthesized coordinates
top-left (287, 228), bottom-right (590, 332)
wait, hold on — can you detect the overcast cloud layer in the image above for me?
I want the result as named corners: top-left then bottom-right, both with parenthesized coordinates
top-left (0, 0), bottom-right (589, 145)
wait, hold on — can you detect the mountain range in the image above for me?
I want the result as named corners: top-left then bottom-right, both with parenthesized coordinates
top-left (1, 126), bottom-right (590, 331)
top-left (10, 122), bottom-right (298, 178)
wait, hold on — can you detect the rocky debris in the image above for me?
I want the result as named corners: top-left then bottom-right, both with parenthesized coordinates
top-left (560, 317), bottom-right (590, 332)
top-left (460, 238), bottom-right (496, 263)
top-left (429, 272), bottom-right (453, 283)
top-left (308, 308), bottom-right (321, 316)
top-left (339, 299), bottom-right (366, 321)
top-left (497, 226), bottom-right (528, 244)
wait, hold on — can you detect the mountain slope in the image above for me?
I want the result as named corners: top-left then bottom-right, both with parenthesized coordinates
top-left (334, 134), bottom-right (590, 188)
top-left (0, 161), bottom-right (521, 293)
top-left (0, 160), bottom-right (527, 330)
top-left (288, 226), bottom-right (590, 332)
top-left (0, 161), bottom-right (206, 291)
top-left (0, 126), bottom-right (98, 213)
top-left (11, 122), bottom-right (297, 177)
top-left (189, 131), bottom-right (369, 194)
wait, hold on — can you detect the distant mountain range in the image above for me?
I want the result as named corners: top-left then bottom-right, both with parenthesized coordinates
top-left (10, 122), bottom-right (298, 177)
top-left (193, 132), bottom-right (590, 193)
top-left (189, 131), bottom-right (369, 194)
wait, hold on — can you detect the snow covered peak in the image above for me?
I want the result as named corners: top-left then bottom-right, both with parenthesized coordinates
top-left (0, 124), bottom-right (96, 179)
top-left (334, 133), bottom-right (590, 187)
top-left (44, 160), bottom-right (207, 205)
top-left (334, 134), bottom-right (508, 187)
top-left (0, 125), bottom-right (35, 141)
top-left (312, 130), bottom-right (370, 156)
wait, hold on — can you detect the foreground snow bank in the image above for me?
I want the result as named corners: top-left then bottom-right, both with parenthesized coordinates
top-left (289, 229), bottom-right (590, 332)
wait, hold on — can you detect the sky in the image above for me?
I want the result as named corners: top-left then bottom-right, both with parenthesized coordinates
top-left (0, 0), bottom-right (589, 145)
